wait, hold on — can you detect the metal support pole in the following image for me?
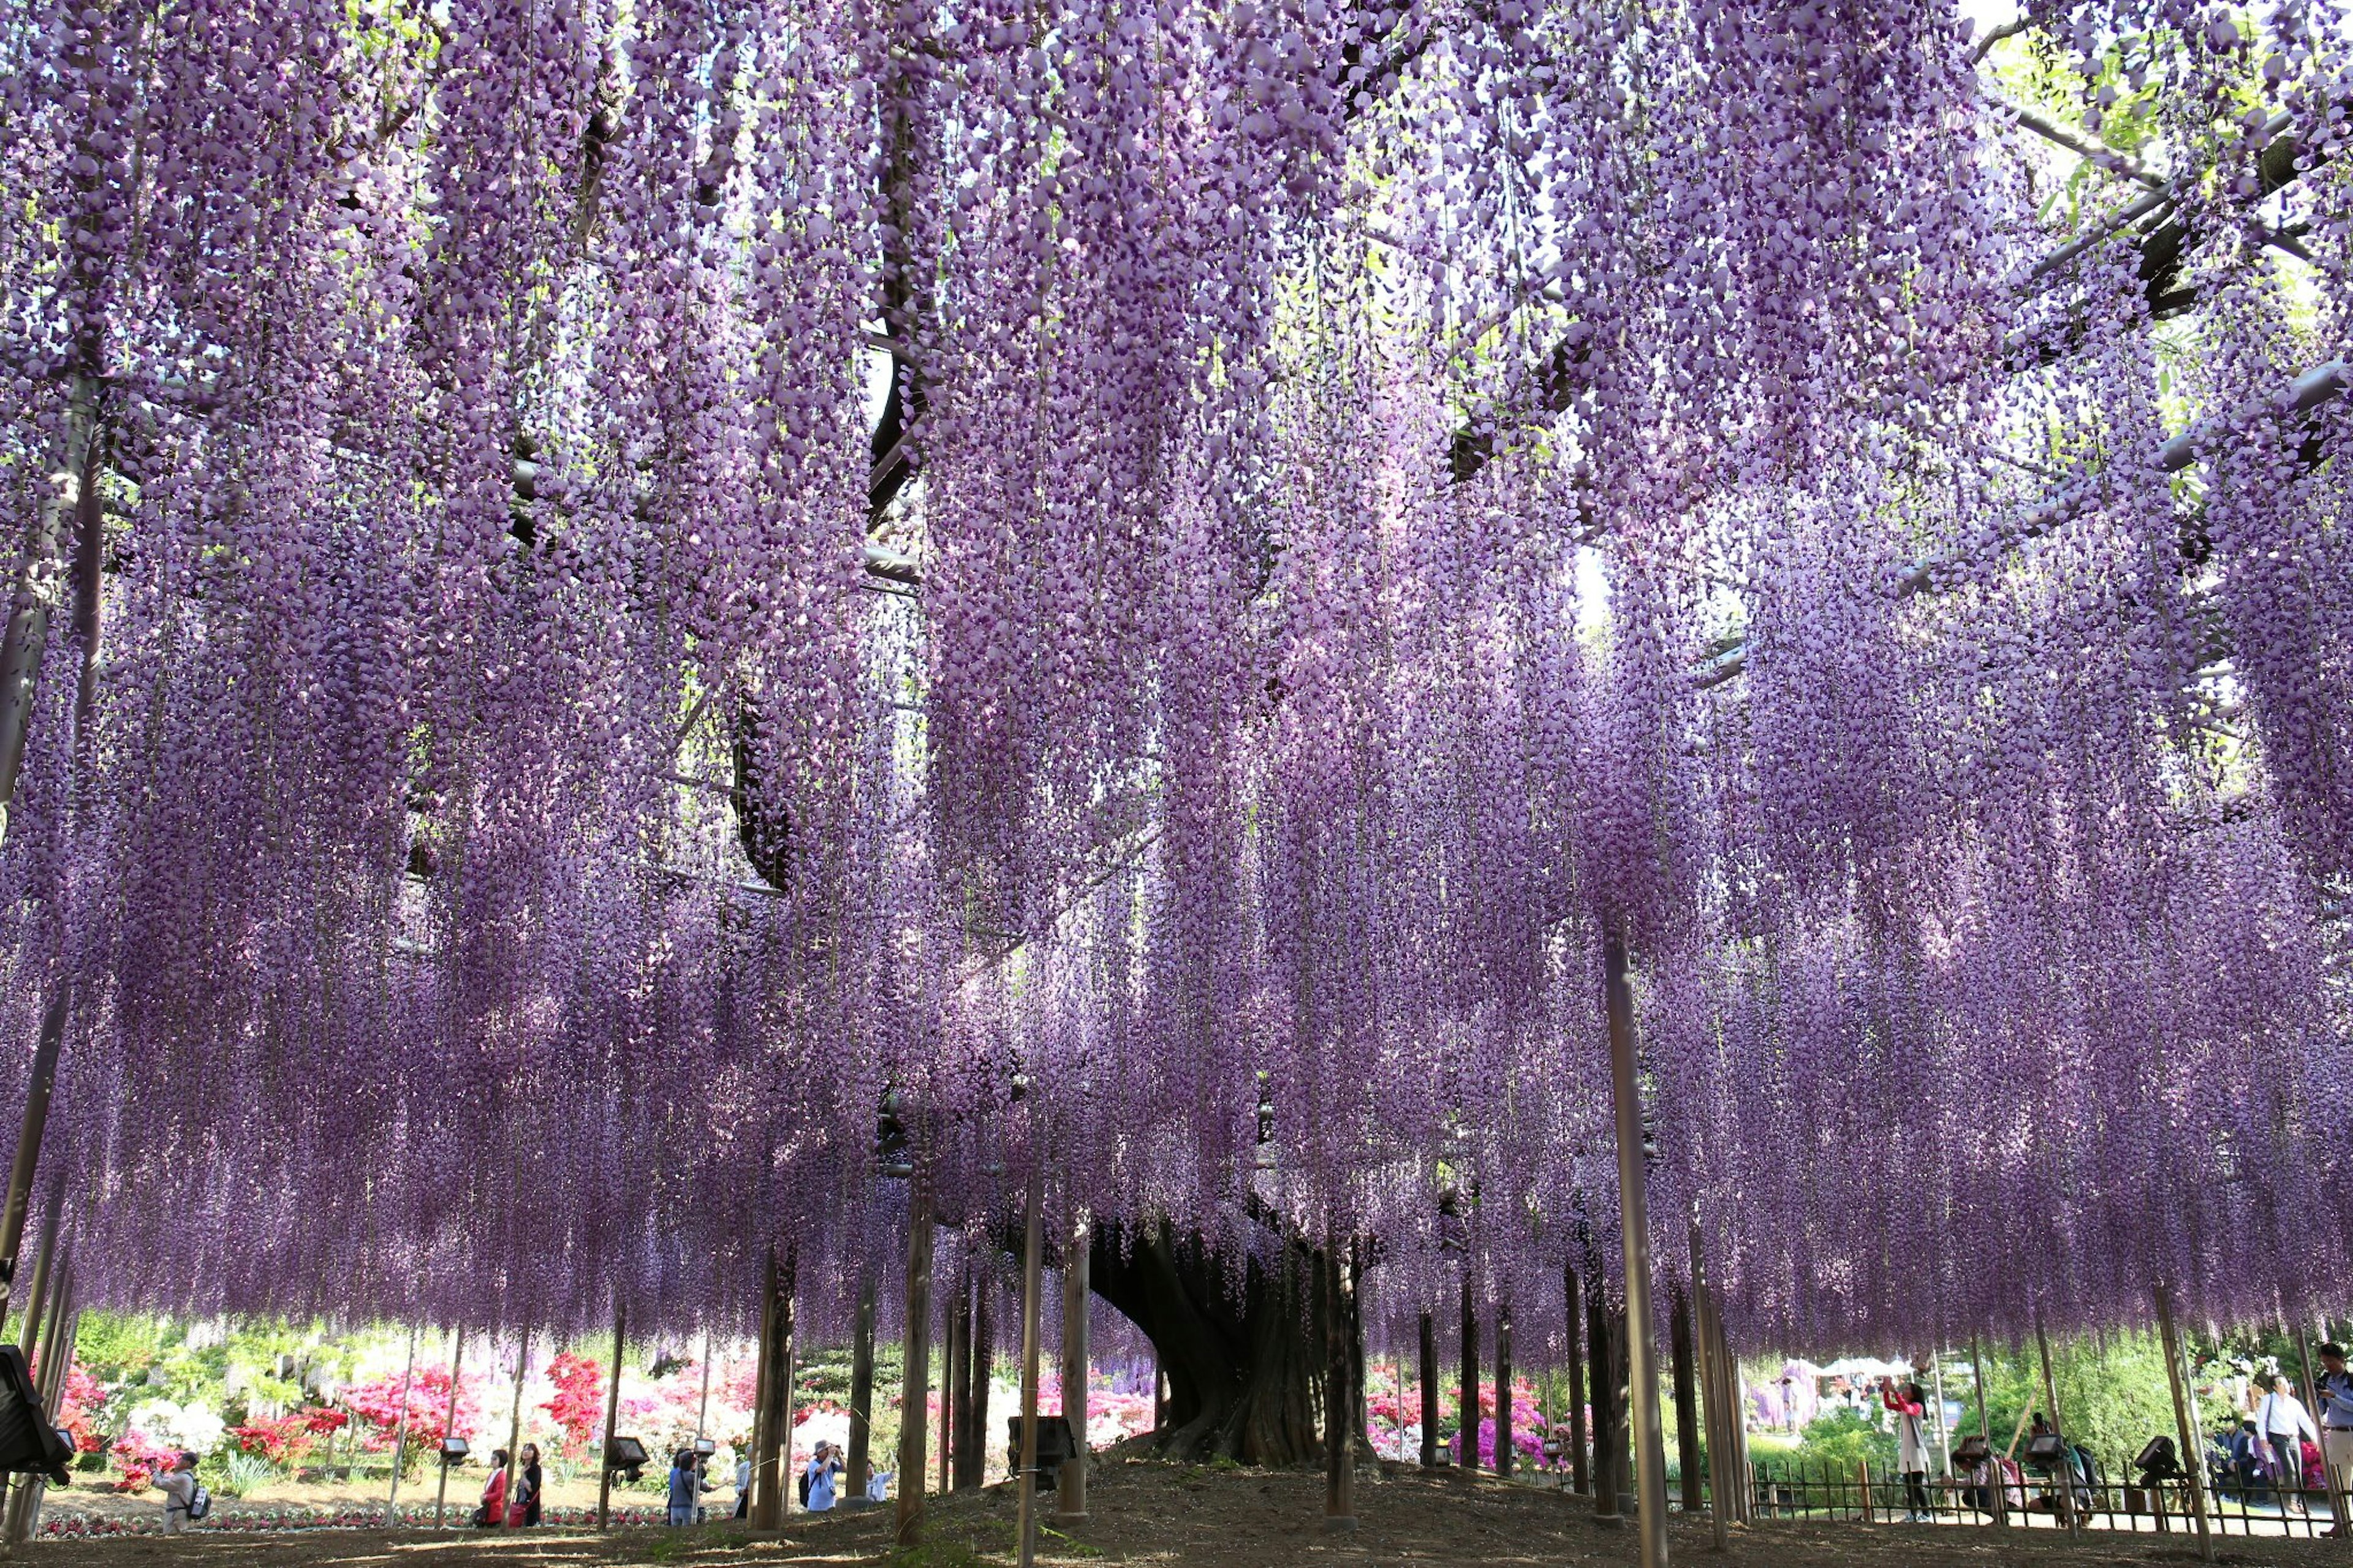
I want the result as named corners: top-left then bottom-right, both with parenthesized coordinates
top-left (849, 1271), bottom-right (877, 1504)
top-left (895, 1181), bottom-right (935, 1548)
top-left (1056, 1213), bottom-right (1089, 1520)
top-left (596, 1299), bottom-right (624, 1529)
top-left (433, 1326), bottom-right (465, 1529)
top-left (2155, 1284), bottom-right (2215, 1561)
top-left (385, 1324), bottom-right (420, 1520)
top-left (1417, 1311), bottom-right (1437, 1469)
top-left (1604, 927), bottom-right (1669, 1568)
top-left (1566, 1267), bottom-right (1588, 1495)
top-left (1015, 1161), bottom-right (1045, 1568)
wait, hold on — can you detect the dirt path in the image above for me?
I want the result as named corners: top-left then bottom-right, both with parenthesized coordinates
top-left (28, 1458), bottom-right (2346, 1568)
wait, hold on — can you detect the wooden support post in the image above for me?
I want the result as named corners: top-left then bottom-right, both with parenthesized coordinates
top-left (1323, 1237), bottom-right (1358, 1531)
top-left (2154, 1284), bottom-right (2215, 1561)
top-left (1670, 1286), bottom-right (1700, 1513)
top-left (1056, 1213), bottom-right (1089, 1520)
top-left (596, 1299), bottom-right (624, 1529)
top-left (2294, 1322), bottom-right (2344, 1534)
top-left (1930, 1354), bottom-right (1950, 1480)
top-left (752, 1249), bottom-right (795, 1528)
top-left (694, 1328), bottom-right (713, 1452)
top-left (18, 1176), bottom-right (64, 1365)
top-left (2033, 1314), bottom-right (2075, 1531)
top-left (849, 1271), bottom-right (878, 1504)
top-left (6, 1262), bottom-right (71, 1545)
top-left (1859, 1459), bottom-right (1874, 1523)
top-left (781, 1311), bottom-right (798, 1518)
top-left (0, 373), bottom-right (100, 848)
top-left (969, 1277), bottom-right (994, 1483)
top-left (1460, 1270), bottom-right (1479, 1472)
top-left (1604, 928), bottom-right (1669, 1568)
top-left (1566, 1267), bottom-right (1588, 1496)
top-left (434, 1327), bottom-right (465, 1528)
top-left (385, 1324), bottom-right (420, 1520)
top-left (1690, 1235), bottom-right (1732, 1550)
top-left (748, 1258), bottom-right (776, 1520)
top-left (1971, 1335), bottom-right (2004, 1529)
top-left (498, 1331), bottom-right (529, 1530)
top-left (1496, 1297), bottom-right (1514, 1478)
top-left (895, 1183), bottom-right (936, 1548)
top-left (945, 1272), bottom-right (970, 1489)
top-left (1418, 1311), bottom-right (1438, 1469)
top-left (1014, 1161), bottom-right (1045, 1568)
top-left (0, 989), bottom-right (70, 1339)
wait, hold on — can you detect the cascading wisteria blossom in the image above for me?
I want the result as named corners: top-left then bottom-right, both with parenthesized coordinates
top-left (0, 0), bottom-right (2344, 1377)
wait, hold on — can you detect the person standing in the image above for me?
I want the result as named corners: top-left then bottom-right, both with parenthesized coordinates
top-left (155, 1452), bottom-right (202, 1534)
top-left (667, 1449), bottom-right (705, 1526)
top-left (480, 1449), bottom-right (513, 1528)
top-left (802, 1440), bottom-right (843, 1512)
top-left (733, 1442), bottom-right (753, 1520)
top-left (2315, 1343), bottom-right (2353, 1537)
top-left (1881, 1376), bottom-right (1931, 1521)
top-left (517, 1442), bottom-right (544, 1527)
top-left (2257, 1372), bottom-right (2321, 1514)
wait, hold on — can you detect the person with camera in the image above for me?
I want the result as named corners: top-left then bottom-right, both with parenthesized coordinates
top-left (1878, 1376), bottom-right (1932, 1521)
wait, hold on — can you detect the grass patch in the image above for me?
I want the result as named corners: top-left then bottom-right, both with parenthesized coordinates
top-left (1037, 1524), bottom-right (1104, 1559)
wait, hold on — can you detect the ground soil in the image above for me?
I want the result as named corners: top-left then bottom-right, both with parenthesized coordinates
top-left (29, 1457), bottom-right (2351, 1568)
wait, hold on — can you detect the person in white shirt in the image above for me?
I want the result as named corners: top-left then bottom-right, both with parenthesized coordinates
top-left (2256, 1373), bottom-right (2321, 1511)
top-left (733, 1448), bottom-right (753, 1520)
top-left (865, 1468), bottom-right (892, 1504)
top-left (155, 1452), bottom-right (200, 1534)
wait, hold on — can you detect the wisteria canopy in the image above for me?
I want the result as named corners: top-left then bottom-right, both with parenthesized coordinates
top-left (0, 0), bottom-right (2347, 1369)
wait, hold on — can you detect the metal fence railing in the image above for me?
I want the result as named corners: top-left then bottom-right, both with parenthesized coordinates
top-left (1743, 1455), bottom-right (2352, 1540)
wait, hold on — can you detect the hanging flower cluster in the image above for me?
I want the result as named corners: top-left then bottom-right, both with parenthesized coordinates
top-left (0, 0), bottom-right (2345, 1368)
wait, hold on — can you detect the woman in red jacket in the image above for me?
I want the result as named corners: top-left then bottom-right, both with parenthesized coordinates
top-left (480, 1448), bottom-right (520, 1527)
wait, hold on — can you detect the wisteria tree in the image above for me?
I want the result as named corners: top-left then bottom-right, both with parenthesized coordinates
top-left (0, 0), bottom-right (2346, 1505)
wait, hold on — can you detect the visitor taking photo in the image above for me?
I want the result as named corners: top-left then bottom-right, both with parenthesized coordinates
top-left (1878, 1376), bottom-right (1931, 1522)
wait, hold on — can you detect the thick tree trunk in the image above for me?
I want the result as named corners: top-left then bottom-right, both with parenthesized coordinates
top-left (1670, 1286), bottom-right (1700, 1512)
top-left (1587, 1287), bottom-right (1630, 1517)
top-left (1087, 1218), bottom-right (1358, 1467)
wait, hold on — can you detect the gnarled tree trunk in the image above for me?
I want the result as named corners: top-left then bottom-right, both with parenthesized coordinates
top-left (1087, 1218), bottom-right (1360, 1467)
